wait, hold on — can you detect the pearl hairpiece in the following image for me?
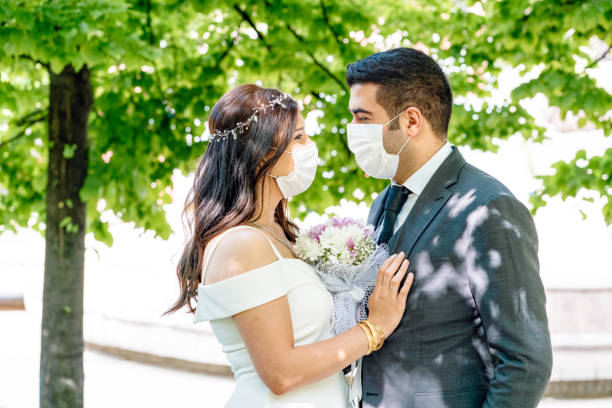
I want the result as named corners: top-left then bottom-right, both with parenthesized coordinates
top-left (209, 92), bottom-right (294, 142)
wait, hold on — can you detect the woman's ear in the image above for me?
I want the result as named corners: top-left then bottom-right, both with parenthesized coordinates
top-left (400, 107), bottom-right (422, 138)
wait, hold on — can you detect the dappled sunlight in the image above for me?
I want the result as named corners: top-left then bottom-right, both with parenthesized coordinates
top-left (413, 252), bottom-right (464, 302)
top-left (454, 205), bottom-right (491, 297)
top-left (431, 235), bottom-right (440, 247)
top-left (487, 250), bottom-right (502, 268)
top-left (366, 186), bottom-right (555, 406)
top-left (501, 217), bottom-right (522, 238)
top-left (1, 0), bottom-right (609, 405)
top-left (447, 188), bottom-right (477, 218)
top-left (454, 204), bottom-right (489, 257)
top-left (514, 289), bottom-right (543, 332)
top-left (488, 301), bottom-right (501, 320)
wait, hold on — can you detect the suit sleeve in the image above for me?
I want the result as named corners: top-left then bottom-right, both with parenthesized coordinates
top-left (464, 194), bottom-right (553, 408)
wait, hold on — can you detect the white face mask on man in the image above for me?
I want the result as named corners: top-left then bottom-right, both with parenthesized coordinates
top-left (346, 111), bottom-right (410, 179)
top-left (268, 141), bottom-right (319, 198)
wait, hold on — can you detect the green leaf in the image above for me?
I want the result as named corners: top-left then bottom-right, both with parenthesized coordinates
top-left (63, 144), bottom-right (77, 159)
top-left (59, 216), bottom-right (72, 228)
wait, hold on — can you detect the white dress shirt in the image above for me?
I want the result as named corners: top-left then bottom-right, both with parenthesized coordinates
top-left (391, 142), bottom-right (453, 234)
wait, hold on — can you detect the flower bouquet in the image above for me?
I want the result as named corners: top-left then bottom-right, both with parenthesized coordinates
top-left (294, 217), bottom-right (389, 336)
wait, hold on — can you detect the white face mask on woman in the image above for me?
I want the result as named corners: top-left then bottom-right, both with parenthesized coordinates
top-left (346, 111), bottom-right (410, 179)
top-left (269, 142), bottom-right (319, 198)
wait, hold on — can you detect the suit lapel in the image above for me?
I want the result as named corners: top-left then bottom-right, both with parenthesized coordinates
top-left (387, 147), bottom-right (467, 254)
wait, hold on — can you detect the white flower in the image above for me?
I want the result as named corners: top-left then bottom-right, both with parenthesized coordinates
top-left (294, 234), bottom-right (320, 263)
top-left (295, 217), bottom-right (376, 269)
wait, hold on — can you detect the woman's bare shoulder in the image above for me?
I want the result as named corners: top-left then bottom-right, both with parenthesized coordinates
top-left (203, 227), bottom-right (279, 285)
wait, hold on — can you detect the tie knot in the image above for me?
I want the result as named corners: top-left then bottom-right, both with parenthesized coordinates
top-left (384, 185), bottom-right (410, 214)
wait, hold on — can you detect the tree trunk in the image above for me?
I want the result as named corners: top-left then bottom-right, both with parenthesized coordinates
top-left (40, 64), bottom-right (92, 408)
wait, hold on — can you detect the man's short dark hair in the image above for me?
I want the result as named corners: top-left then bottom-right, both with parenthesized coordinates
top-left (346, 48), bottom-right (453, 138)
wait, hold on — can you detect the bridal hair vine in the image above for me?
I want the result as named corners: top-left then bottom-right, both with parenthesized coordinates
top-left (209, 92), bottom-right (294, 142)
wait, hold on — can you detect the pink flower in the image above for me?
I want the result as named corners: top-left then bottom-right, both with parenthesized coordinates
top-left (308, 224), bottom-right (328, 243)
top-left (346, 237), bottom-right (356, 251)
top-left (331, 217), bottom-right (360, 228)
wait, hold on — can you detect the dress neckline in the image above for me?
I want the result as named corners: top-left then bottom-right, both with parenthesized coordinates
top-left (200, 258), bottom-right (307, 288)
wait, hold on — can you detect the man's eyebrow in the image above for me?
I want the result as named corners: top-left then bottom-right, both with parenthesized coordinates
top-left (349, 108), bottom-right (372, 115)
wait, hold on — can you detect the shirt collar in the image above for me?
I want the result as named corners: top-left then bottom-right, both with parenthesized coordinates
top-left (392, 141), bottom-right (453, 195)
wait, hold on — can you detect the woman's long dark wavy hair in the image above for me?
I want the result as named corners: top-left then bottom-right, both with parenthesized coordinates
top-left (164, 84), bottom-right (300, 315)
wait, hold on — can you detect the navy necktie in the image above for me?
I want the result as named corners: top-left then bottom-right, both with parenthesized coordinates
top-left (377, 185), bottom-right (411, 245)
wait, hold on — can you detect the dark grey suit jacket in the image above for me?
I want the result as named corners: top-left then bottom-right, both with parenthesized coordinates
top-left (361, 147), bottom-right (553, 408)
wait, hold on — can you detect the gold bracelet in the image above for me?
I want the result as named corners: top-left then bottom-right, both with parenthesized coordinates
top-left (357, 322), bottom-right (376, 354)
top-left (360, 320), bottom-right (382, 352)
top-left (368, 321), bottom-right (386, 350)
top-left (362, 320), bottom-right (384, 351)
top-left (361, 322), bottom-right (378, 354)
top-left (362, 320), bottom-right (382, 350)
top-left (357, 322), bottom-right (372, 354)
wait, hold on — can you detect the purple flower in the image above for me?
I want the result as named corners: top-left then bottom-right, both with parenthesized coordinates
top-left (346, 237), bottom-right (358, 260)
top-left (308, 223), bottom-right (328, 242)
top-left (331, 217), bottom-right (361, 228)
top-left (346, 237), bottom-right (356, 251)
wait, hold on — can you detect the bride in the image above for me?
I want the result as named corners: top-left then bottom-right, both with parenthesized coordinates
top-left (165, 84), bottom-right (414, 407)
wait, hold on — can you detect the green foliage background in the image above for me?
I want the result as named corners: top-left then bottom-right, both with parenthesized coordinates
top-left (1, 0), bottom-right (611, 246)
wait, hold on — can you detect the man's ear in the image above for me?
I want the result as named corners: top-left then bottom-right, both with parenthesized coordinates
top-left (400, 107), bottom-right (422, 138)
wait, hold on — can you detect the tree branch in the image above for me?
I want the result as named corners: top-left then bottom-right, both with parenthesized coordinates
top-left (146, 0), bottom-right (155, 45)
top-left (233, 4), bottom-right (271, 51)
top-left (230, 3), bottom-right (345, 91)
top-left (310, 90), bottom-right (322, 100)
top-left (15, 109), bottom-right (47, 126)
top-left (0, 110), bottom-right (47, 149)
top-left (285, 24), bottom-right (347, 91)
top-left (215, 36), bottom-right (238, 69)
top-left (320, 0), bottom-right (343, 48)
top-left (18, 54), bottom-right (50, 69)
top-left (0, 128), bottom-right (30, 149)
top-left (139, 2), bottom-right (169, 104)
top-left (306, 91), bottom-right (351, 154)
top-left (585, 45), bottom-right (610, 70)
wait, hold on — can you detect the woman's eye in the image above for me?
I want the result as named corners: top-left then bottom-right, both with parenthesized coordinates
top-left (294, 133), bottom-right (303, 140)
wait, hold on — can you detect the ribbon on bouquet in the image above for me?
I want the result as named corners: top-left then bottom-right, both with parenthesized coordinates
top-left (317, 242), bottom-right (390, 336)
top-left (346, 357), bottom-right (363, 408)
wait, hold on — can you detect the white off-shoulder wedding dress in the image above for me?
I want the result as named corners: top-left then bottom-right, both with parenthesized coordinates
top-left (193, 226), bottom-right (351, 408)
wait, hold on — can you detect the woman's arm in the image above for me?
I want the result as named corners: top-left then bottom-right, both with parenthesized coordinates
top-left (233, 295), bottom-right (372, 395)
top-left (209, 228), bottom-right (412, 395)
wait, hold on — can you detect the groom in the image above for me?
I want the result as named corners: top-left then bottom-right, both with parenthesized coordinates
top-left (345, 48), bottom-right (553, 407)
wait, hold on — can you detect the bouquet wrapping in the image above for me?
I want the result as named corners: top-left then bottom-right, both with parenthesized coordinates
top-left (294, 217), bottom-right (389, 335)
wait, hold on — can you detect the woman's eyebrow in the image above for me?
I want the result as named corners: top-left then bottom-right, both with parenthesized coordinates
top-left (293, 127), bottom-right (305, 133)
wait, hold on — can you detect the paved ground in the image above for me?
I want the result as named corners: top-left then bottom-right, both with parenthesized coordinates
top-left (0, 310), bottom-right (234, 408)
top-left (2, 310), bottom-right (612, 408)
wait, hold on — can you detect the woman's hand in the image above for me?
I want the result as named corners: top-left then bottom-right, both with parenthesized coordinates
top-left (366, 252), bottom-right (414, 337)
